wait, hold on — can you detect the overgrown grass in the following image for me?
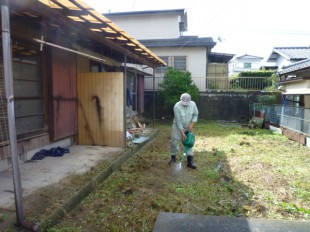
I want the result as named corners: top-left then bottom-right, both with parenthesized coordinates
top-left (50, 120), bottom-right (310, 231)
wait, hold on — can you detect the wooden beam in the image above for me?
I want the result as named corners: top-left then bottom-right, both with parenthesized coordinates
top-left (11, 0), bottom-right (163, 67)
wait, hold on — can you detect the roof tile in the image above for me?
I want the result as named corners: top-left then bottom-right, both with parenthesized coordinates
top-left (139, 36), bottom-right (216, 48)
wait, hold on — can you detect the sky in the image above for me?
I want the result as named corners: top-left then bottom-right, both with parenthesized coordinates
top-left (83, 0), bottom-right (310, 61)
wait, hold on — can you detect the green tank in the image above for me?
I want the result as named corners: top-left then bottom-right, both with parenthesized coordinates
top-left (182, 130), bottom-right (195, 150)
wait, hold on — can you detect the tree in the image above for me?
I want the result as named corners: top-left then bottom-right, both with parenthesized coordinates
top-left (158, 67), bottom-right (199, 108)
top-left (263, 73), bottom-right (280, 92)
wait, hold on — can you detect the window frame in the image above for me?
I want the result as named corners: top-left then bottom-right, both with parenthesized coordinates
top-left (155, 56), bottom-right (169, 74)
top-left (244, 62), bottom-right (252, 68)
top-left (173, 56), bottom-right (187, 71)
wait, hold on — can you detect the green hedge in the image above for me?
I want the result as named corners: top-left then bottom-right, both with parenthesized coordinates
top-left (238, 71), bottom-right (275, 77)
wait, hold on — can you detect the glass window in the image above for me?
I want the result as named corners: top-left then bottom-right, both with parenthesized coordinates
top-left (173, 56), bottom-right (186, 71)
top-left (244, 63), bottom-right (251, 68)
top-left (155, 56), bottom-right (168, 74)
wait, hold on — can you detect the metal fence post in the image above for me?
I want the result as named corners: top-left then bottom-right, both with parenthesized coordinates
top-left (1, 1), bottom-right (25, 223)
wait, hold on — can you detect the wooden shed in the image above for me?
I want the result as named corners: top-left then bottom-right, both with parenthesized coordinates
top-left (0, 0), bottom-right (165, 170)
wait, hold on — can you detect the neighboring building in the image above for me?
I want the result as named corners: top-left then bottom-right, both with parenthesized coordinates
top-left (229, 54), bottom-right (264, 76)
top-left (0, 0), bottom-right (165, 171)
top-left (266, 47), bottom-right (310, 71)
top-left (105, 9), bottom-right (220, 91)
top-left (277, 58), bottom-right (310, 107)
top-left (276, 59), bottom-right (310, 144)
top-left (139, 36), bottom-right (215, 79)
top-left (105, 9), bottom-right (188, 39)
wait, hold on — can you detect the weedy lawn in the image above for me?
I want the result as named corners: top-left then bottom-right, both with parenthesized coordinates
top-left (50, 120), bottom-right (310, 232)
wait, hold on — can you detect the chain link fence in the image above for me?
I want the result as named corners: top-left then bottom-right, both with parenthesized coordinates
top-left (249, 103), bottom-right (310, 136)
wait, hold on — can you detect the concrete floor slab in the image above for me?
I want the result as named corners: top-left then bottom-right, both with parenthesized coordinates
top-left (153, 212), bottom-right (310, 232)
top-left (0, 145), bottom-right (123, 210)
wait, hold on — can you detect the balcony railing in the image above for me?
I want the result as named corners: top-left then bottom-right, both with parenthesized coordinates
top-left (145, 76), bottom-right (272, 92)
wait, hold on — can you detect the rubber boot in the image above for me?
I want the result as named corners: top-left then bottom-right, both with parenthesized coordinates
top-left (169, 155), bottom-right (176, 166)
top-left (187, 156), bottom-right (197, 169)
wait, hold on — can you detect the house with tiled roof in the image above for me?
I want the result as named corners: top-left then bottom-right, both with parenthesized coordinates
top-left (228, 54), bottom-right (264, 76)
top-left (277, 58), bottom-right (310, 107)
top-left (276, 58), bottom-right (310, 144)
top-left (105, 9), bottom-right (233, 91)
top-left (267, 47), bottom-right (310, 71)
top-left (264, 46), bottom-right (310, 108)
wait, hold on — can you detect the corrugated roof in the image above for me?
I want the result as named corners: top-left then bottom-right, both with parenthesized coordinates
top-left (267, 47), bottom-right (310, 62)
top-left (139, 36), bottom-right (216, 48)
top-left (278, 58), bottom-right (310, 75)
top-left (208, 52), bottom-right (235, 63)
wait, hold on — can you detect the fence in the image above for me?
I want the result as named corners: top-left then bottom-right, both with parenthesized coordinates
top-left (145, 76), bottom-right (272, 92)
top-left (249, 103), bottom-right (310, 136)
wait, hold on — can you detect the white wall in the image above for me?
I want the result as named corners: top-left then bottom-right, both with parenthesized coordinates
top-left (152, 47), bottom-right (207, 77)
top-left (106, 14), bottom-right (180, 39)
top-left (231, 58), bottom-right (262, 69)
top-left (284, 80), bottom-right (310, 94)
top-left (276, 56), bottom-right (292, 70)
top-left (229, 57), bottom-right (263, 76)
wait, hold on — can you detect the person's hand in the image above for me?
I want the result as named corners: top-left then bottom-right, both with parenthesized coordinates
top-left (181, 130), bottom-right (186, 141)
top-left (188, 123), bottom-right (194, 131)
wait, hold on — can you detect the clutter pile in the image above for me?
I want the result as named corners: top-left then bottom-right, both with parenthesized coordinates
top-left (126, 112), bottom-right (149, 147)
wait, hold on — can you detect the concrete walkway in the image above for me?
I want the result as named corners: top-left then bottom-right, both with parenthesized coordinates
top-left (0, 128), bottom-right (156, 231)
top-left (0, 145), bottom-right (123, 210)
top-left (153, 212), bottom-right (310, 232)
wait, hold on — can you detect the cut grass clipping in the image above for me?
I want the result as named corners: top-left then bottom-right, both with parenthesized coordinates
top-left (47, 120), bottom-right (310, 231)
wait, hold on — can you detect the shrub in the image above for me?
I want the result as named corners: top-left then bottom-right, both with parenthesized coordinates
top-left (158, 67), bottom-right (199, 108)
top-left (238, 71), bottom-right (275, 77)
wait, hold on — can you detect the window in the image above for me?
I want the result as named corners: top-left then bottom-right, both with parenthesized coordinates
top-left (155, 56), bottom-right (168, 74)
top-left (244, 63), bottom-right (251, 68)
top-left (155, 56), bottom-right (187, 74)
top-left (173, 56), bottom-right (186, 71)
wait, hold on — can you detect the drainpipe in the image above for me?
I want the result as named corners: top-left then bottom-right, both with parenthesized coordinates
top-left (1, 0), bottom-right (24, 224)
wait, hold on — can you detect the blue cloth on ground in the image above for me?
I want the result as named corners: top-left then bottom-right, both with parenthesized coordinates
top-left (31, 147), bottom-right (70, 160)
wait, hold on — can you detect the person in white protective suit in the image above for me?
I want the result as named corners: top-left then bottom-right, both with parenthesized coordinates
top-left (169, 93), bottom-right (199, 169)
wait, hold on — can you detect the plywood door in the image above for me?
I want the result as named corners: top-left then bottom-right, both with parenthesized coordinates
top-left (78, 72), bottom-right (125, 147)
top-left (50, 48), bottom-right (78, 141)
